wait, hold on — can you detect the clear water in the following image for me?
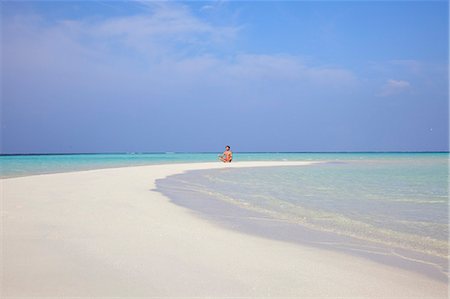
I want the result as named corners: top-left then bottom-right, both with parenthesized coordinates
top-left (0, 153), bottom-right (213, 178)
top-left (156, 153), bottom-right (449, 265)
top-left (2, 152), bottom-right (448, 277)
top-left (0, 152), bottom-right (406, 178)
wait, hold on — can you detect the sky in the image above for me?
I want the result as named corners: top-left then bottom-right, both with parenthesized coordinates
top-left (1, 1), bottom-right (448, 153)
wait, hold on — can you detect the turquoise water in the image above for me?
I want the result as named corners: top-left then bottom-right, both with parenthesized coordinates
top-left (2, 153), bottom-right (448, 253)
top-left (0, 153), bottom-right (214, 178)
top-left (156, 153), bottom-right (449, 275)
top-left (0, 152), bottom-right (422, 178)
top-left (2, 152), bottom-right (448, 277)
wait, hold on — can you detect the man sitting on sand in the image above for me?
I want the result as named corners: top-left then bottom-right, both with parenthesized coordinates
top-left (218, 145), bottom-right (233, 163)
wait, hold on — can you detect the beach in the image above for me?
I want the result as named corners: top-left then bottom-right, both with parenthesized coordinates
top-left (1, 161), bottom-right (448, 298)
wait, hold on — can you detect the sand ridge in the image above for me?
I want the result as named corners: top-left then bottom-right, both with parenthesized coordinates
top-left (1, 161), bottom-right (448, 298)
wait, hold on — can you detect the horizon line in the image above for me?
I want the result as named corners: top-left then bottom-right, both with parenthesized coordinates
top-left (1, 151), bottom-right (449, 156)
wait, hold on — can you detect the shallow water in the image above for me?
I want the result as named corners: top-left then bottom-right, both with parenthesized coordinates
top-left (1, 152), bottom-right (445, 178)
top-left (156, 153), bottom-right (449, 279)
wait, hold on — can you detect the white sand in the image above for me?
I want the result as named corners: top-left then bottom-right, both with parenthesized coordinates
top-left (1, 161), bottom-right (448, 298)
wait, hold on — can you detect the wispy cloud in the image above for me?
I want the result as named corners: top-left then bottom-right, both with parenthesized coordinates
top-left (53, 2), bottom-right (239, 59)
top-left (3, 2), bottom-right (357, 103)
top-left (379, 79), bottom-right (411, 97)
top-left (390, 60), bottom-right (422, 75)
top-left (2, 1), bottom-right (448, 153)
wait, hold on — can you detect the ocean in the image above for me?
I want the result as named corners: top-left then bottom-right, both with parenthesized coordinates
top-left (0, 152), bottom-right (393, 178)
top-left (2, 152), bottom-right (448, 279)
top-left (155, 152), bottom-right (449, 280)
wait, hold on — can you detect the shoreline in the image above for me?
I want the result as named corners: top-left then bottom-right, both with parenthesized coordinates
top-left (1, 158), bottom-right (326, 180)
top-left (156, 167), bottom-right (448, 282)
top-left (1, 161), bottom-right (322, 180)
top-left (2, 161), bottom-right (448, 297)
top-left (1, 160), bottom-right (220, 180)
top-left (3, 151), bottom-right (447, 180)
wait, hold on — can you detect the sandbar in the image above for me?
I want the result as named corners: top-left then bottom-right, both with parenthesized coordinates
top-left (1, 161), bottom-right (448, 298)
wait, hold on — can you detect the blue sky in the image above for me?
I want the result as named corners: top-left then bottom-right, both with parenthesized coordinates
top-left (1, 1), bottom-right (448, 153)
